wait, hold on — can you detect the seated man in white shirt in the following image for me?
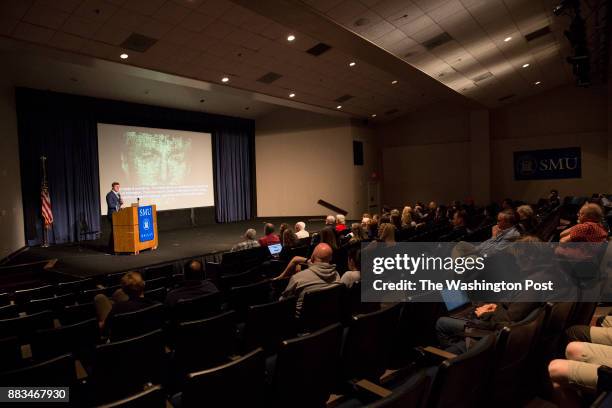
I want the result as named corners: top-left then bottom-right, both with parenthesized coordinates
top-left (295, 221), bottom-right (309, 239)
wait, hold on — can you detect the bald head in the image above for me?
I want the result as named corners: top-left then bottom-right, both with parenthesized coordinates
top-left (579, 203), bottom-right (604, 223)
top-left (312, 243), bottom-right (333, 263)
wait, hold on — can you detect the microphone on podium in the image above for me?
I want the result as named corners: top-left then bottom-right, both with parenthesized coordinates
top-left (137, 197), bottom-right (140, 206)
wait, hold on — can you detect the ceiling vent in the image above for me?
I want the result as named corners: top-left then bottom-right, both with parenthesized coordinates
top-left (525, 26), bottom-right (551, 42)
top-left (256, 72), bottom-right (283, 84)
top-left (472, 72), bottom-right (494, 82)
top-left (120, 33), bottom-right (157, 52)
top-left (498, 94), bottom-right (516, 102)
top-left (385, 108), bottom-right (399, 115)
top-left (334, 94), bottom-right (354, 103)
top-left (423, 32), bottom-right (452, 50)
top-left (306, 42), bottom-right (332, 56)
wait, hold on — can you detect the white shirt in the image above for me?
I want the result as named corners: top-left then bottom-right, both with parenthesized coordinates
top-left (296, 229), bottom-right (310, 239)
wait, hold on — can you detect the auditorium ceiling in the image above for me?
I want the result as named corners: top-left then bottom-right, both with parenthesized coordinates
top-left (0, 0), bottom-right (595, 120)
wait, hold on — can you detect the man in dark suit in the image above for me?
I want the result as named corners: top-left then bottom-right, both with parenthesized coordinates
top-left (165, 260), bottom-right (219, 307)
top-left (106, 181), bottom-right (123, 253)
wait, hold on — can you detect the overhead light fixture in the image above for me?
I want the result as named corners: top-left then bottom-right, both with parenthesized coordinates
top-left (504, 37), bottom-right (512, 42)
top-left (535, 81), bottom-right (541, 85)
top-left (287, 34), bottom-right (295, 42)
top-left (349, 61), bottom-right (356, 67)
top-left (391, 80), bottom-right (398, 84)
top-left (371, 114), bottom-right (377, 118)
top-left (120, 53), bottom-right (128, 59)
top-left (289, 93), bottom-right (295, 98)
top-left (336, 105), bottom-right (342, 109)
top-left (221, 77), bottom-right (229, 83)
top-left (522, 63), bottom-right (530, 68)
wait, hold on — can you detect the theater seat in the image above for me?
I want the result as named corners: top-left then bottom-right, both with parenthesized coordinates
top-left (243, 296), bottom-right (296, 354)
top-left (270, 323), bottom-right (343, 408)
top-left (0, 304), bottom-right (18, 319)
top-left (0, 336), bottom-right (23, 370)
top-left (425, 334), bottom-right (496, 407)
top-left (300, 283), bottom-right (344, 333)
top-left (229, 279), bottom-right (272, 320)
top-left (0, 310), bottom-right (55, 343)
top-left (173, 310), bottom-right (237, 376)
top-left (0, 292), bottom-right (10, 307)
top-left (0, 353), bottom-right (77, 387)
top-left (361, 371), bottom-right (430, 408)
top-left (180, 348), bottom-right (265, 408)
top-left (340, 303), bottom-right (402, 383)
top-left (170, 291), bottom-right (222, 323)
top-left (143, 263), bottom-right (174, 280)
top-left (95, 385), bottom-right (166, 408)
top-left (219, 267), bottom-right (264, 291)
top-left (145, 287), bottom-right (167, 303)
top-left (31, 318), bottom-right (99, 361)
top-left (90, 329), bottom-right (165, 403)
top-left (56, 278), bottom-right (95, 295)
top-left (25, 293), bottom-right (76, 314)
top-left (61, 302), bottom-right (96, 325)
top-left (14, 285), bottom-right (55, 305)
top-left (109, 303), bottom-right (165, 341)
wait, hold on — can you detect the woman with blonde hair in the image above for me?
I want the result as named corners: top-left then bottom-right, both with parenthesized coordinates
top-left (401, 206), bottom-right (414, 228)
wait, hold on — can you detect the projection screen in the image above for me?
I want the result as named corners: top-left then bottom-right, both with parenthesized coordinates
top-left (97, 123), bottom-right (214, 212)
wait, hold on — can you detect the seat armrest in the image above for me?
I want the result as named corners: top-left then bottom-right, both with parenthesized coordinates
top-left (422, 346), bottom-right (457, 360)
top-left (355, 379), bottom-right (392, 398)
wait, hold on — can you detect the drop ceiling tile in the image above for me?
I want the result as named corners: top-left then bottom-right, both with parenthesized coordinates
top-left (181, 12), bottom-right (215, 32)
top-left (93, 23), bottom-right (131, 45)
top-left (326, 0), bottom-right (369, 26)
top-left (12, 22), bottom-right (54, 44)
top-left (198, 0), bottom-right (234, 19)
top-left (153, 1), bottom-right (191, 25)
top-left (0, 0), bottom-right (35, 20)
top-left (301, 0), bottom-right (345, 13)
top-left (361, 20), bottom-right (396, 40)
top-left (48, 31), bottom-right (87, 51)
top-left (162, 26), bottom-right (197, 45)
top-left (74, 0), bottom-right (119, 24)
top-left (80, 39), bottom-right (119, 59)
top-left (172, 0), bottom-right (206, 10)
top-left (0, 18), bottom-right (19, 36)
top-left (23, 3), bottom-right (70, 30)
top-left (200, 20), bottom-right (235, 40)
top-left (35, 0), bottom-right (82, 14)
top-left (412, 0), bottom-right (452, 13)
top-left (376, 28), bottom-right (407, 47)
top-left (427, 0), bottom-right (464, 21)
top-left (122, 0), bottom-right (166, 16)
top-left (397, 14), bottom-right (435, 36)
top-left (61, 15), bottom-right (103, 39)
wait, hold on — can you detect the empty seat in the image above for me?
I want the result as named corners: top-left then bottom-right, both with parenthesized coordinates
top-left (219, 267), bottom-right (265, 290)
top-left (96, 385), bottom-right (166, 408)
top-left (14, 285), bottom-right (55, 305)
top-left (0, 310), bottom-right (54, 343)
top-left (145, 276), bottom-right (169, 290)
top-left (228, 280), bottom-right (272, 320)
top-left (109, 303), bottom-right (164, 341)
top-left (31, 318), bottom-right (99, 361)
top-left (0, 336), bottom-right (23, 370)
top-left (79, 287), bottom-right (107, 304)
top-left (243, 297), bottom-right (296, 354)
top-left (181, 348), bottom-right (265, 408)
top-left (364, 371), bottom-right (430, 408)
top-left (61, 302), bottom-right (97, 325)
top-left (426, 334), bottom-right (496, 408)
top-left (170, 292), bottom-right (222, 323)
top-left (340, 303), bottom-right (402, 383)
top-left (173, 310), bottom-right (237, 376)
top-left (91, 330), bottom-right (165, 403)
top-left (57, 278), bottom-right (95, 295)
top-left (145, 287), bottom-right (167, 302)
top-left (0, 304), bottom-right (18, 319)
top-left (300, 283), bottom-right (345, 333)
top-left (0, 353), bottom-right (76, 387)
top-left (343, 281), bottom-right (380, 321)
top-left (144, 264), bottom-right (175, 280)
top-left (25, 293), bottom-right (76, 314)
top-left (106, 271), bottom-right (127, 286)
top-left (0, 292), bottom-right (9, 306)
top-left (270, 323), bottom-right (343, 408)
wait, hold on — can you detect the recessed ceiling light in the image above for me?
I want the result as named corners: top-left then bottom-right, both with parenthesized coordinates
top-left (504, 36), bottom-right (512, 42)
top-left (120, 53), bottom-right (128, 59)
top-left (371, 114), bottom-right (377, 118)
top-left (391, 80), bottom-right (398, 84)
top-left (349, 61), bottom-right (356, 67)
top-left (287, 34), bottom-right (295, 42)
top-left (289, 93), bottom-right (295, 98)
top-left (221, 77), bottom-right (229, 83)
top-left (336, 105), bottom-right (342, 109)
top-left (534, 81), bottom-right (541, 85)
top-left (522, 63), bottom-right (530, 68)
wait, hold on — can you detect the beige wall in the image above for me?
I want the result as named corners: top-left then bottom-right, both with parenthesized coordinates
top-left (378, 84), bottom-right (609, 206)
top-left (255, 108), bottom-right (378, 219)
top-left (0, 67), bottom-right (25, 258)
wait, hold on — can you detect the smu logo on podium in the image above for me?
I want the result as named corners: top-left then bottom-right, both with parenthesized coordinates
top-left (138, 205), bottom-right (154, 242)
top-left (514, 147), bottom-right (581, 180)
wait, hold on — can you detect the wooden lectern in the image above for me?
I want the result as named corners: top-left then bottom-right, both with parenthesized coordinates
top-left (112, 205), bottom-right (158, 254)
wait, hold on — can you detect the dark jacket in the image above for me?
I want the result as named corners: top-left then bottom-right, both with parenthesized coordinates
top-left (106, 191), bottom-right (121, 218)
top-left (165, 280), bottom-right (219, 307)
top-left (469, 302), bottom-right (541, 330)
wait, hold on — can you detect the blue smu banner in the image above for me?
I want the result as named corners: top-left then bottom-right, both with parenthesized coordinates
top-left (514, 147), bottom-right (581, 180)
top-left (138, 205), bottom-right (154, 242)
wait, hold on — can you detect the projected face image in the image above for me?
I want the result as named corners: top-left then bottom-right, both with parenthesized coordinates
top-left (121, 132), bottom-right (192, 186)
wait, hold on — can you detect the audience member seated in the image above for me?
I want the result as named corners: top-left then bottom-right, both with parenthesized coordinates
top-left (549, 189), bottom-right (561, 208)
top-left (340, 248), bottom-right (360, 288)
top-left (231, 228), bottom-right (261, 252)
top-left (258, 223), bottom-right (281, 247)
top-left (165, 260), bottom-right (219, 307)
top-left (342, 223), bottom-right (367, 246)
top-left (325, 215), bottom-right (336, 227)
top-left (440, 210), bottom-right (468, 242)
top-left (335, 214), bottom-right (347, 233)
top-left (401, 206), bottom-right (416, 229)
top-left (548, 338), bottom-right (612, 407)
top-left (95, 271), bottom-right (159, 331)
top-left (278, 223), bottom-right (289, 243)
top-left (502, 198), bottom-right (515, 210)
top-left (295, 222), bottom-right (309, 239)
top-left (277, 243), bottom-right (340, 316)
top-left (517, 204), bottom-right (538, 234)
top-left (378, 223), bottom-right (396, 244)
top-left (474, 209), bottom-right (520, 255)
top-left (559, 203), bottom-right (608, 243)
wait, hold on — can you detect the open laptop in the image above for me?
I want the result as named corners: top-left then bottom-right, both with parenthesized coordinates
top-left (440, 289), bottom-right (473, 319)
top-left (267, 243), bottom-right (283, 258)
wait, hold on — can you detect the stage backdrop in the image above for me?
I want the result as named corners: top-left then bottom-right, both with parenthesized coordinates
top-left (16, 88), bottom-right (255, 246)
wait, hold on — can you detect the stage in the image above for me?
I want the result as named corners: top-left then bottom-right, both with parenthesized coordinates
top-left (11, 217), bottom-right (329, 279)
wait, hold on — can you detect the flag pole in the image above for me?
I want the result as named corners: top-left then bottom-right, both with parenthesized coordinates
top-left (41, 156), bottom-right (49, 248)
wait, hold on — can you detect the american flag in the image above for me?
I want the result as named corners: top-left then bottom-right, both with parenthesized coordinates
top-left (41, 184), bottom-right (53, 227)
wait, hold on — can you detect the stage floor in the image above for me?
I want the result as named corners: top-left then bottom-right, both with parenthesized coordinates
top-left (13, 217), bottom-right (330, 279)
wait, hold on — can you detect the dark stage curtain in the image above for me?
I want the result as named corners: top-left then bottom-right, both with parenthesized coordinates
top-left (15, 88), bottom-right (255, 246)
